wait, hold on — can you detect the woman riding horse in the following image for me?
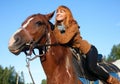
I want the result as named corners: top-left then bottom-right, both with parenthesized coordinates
top-left (53, 5), bottom-right (120, 84)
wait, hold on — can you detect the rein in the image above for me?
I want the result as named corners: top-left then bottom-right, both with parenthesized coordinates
top-left (25, 43), bottom-right (58, 84)
top-left (25, 52), bottom-right (45, 84)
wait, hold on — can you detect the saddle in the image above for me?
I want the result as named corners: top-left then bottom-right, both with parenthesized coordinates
top-left (71, 48), bottom-right (120, 81)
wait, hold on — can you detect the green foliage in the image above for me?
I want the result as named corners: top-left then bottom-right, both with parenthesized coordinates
top-left (41, 79), bottom-right (46, 84)
top-left (0, 65), bottom-right (25, 84)
top-left (107, 43), bottom-right (120, 62)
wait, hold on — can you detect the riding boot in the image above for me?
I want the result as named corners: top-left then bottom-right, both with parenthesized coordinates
top-left (107, 75), bottom-right (120, 84)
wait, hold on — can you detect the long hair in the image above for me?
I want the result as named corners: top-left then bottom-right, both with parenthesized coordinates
top-left (55, 5), bottom-right (76, 28)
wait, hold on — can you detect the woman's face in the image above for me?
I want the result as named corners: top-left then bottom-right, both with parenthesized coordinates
top-left (56, 9), bottom-right (66, 22)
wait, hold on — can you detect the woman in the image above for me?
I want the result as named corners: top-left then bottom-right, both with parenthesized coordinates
top-left (53, 5), bottom-right (120, 84)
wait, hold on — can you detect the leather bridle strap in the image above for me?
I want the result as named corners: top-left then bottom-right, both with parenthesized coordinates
top-left (22, 28), bottom-right (33, 43)
top-left (22, 28), bottom-right (34, 56)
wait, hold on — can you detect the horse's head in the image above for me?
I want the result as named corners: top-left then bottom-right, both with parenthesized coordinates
top-left (8, 12), bottom-right (54, 55)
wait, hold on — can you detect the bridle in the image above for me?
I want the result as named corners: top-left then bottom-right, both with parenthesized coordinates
top-left (20, 23), bottom-right (48, 84)
top-left (21, 22), bottom-right (58, 84)
top-left (21, 21), bottom-right (58, 56)
top-left (22, 28), bottom-right (34, 55)
top-left (21, 25), bottom-right (49, 56)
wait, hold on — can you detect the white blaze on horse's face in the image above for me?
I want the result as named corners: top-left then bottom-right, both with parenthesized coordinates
top-left (9, 17), bottom-right (34, 47)
top-left (22, 17), bottom-right (34, 28)
top-left (8, 29), bottom-right (22, 47)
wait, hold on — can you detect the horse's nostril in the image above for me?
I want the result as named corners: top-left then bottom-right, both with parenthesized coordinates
top-left (15, 36), bottom-right (19, 42)
top-left (14, 35), bottom-right (21, 44)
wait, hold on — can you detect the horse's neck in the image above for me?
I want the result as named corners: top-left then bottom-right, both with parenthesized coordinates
top-left (49, 33), bottom-right (72, 68)
top-left (40, 22), bottom-right (82, 84)
top-left (42, 30), bottom-right (80, 83)
top-left (47, 28), bottom-right (57, 45)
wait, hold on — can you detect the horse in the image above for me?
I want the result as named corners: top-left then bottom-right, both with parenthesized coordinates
top-left (8, 12), bottom-right (82, 84)
top-left (8, 11), bottom-right (120, 84)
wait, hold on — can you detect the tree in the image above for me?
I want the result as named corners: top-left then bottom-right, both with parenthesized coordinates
top-left (41, 79), bottom-right (46, 84)
top-left (0, 65), bottom-right (25, 84)
top-left (107, 43), bottom-right (120, 62)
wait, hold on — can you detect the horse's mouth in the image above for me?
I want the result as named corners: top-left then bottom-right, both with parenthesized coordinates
top-left (8, 44), bottom-right (26, 55)
top-left (10, 49), bottom-right (21, 55)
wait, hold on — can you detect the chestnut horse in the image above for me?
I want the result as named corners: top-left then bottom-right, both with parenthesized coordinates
top-left (8, 12), bottom-right (82, 84)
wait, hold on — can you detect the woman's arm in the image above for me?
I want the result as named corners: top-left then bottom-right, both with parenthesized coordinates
top-left (54, 23), bottom-right (79, 44)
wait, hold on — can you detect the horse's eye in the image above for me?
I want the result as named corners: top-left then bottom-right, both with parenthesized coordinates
top-left (36, 21), bottom-right (42, 27)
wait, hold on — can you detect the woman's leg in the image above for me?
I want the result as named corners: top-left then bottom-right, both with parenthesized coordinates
top-left (85, 45), bottom-right (109, 82)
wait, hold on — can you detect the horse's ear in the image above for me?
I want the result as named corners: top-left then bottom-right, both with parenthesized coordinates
top-left (45, 11), bottom-right (55, 20)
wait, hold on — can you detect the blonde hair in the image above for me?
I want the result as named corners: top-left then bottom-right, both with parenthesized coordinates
top-left (55, 5), bottom-right (76, 28)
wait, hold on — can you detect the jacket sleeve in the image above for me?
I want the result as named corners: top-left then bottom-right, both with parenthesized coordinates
top-left (54, 23), bottom-right (78, 44)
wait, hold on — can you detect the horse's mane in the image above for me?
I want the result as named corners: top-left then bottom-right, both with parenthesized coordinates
top-left (48, 21), bottom-right (54, 31)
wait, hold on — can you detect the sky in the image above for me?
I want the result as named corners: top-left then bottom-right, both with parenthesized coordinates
top-left (0, 0), bottom-right (120, 84)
